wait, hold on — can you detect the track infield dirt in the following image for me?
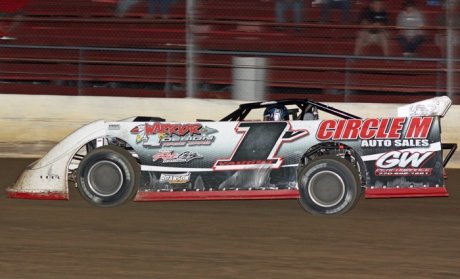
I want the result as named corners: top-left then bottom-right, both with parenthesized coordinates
top-left (1, 158), bottom-right (459, 279)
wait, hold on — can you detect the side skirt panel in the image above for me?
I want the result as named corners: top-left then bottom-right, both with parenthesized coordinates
top-left (365, 187), bottom-right (449, 198)
top-left (135, 189), bottom-right (300, 201)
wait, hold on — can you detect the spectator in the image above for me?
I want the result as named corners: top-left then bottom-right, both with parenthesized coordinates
top-left (275, 0), bottom-right (304, 32)
top-left (0, 0), bottom-right (29, 40)
top-left (396, 0), bottom-right (425, 57)
top-left (113, 0), bottom-right (140, 18)
top-left (145, 0), bottom-right (172, 19)
top-left (435, 3), bottom-right (460, 58)
top-left (319, 0), bottom-right (351, 24)
top-left (354, 0), bottom-right (390, 57)
top-left (114, 0), bottom-right (171, 19)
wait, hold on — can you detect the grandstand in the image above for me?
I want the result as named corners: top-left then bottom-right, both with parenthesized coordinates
top-left (0, 0), bottom-right (457, 103)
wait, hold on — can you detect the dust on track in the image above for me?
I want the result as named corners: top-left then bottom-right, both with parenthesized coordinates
top-left (1, 158), bottom-right (459, 279)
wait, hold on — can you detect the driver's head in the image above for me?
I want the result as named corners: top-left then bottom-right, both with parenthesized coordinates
top-left (403, 0), bottom-right (416, 12)
top-left (263, 105), bottom-right (289, 121)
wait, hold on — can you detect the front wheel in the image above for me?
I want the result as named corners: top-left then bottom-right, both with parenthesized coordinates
top-left (77, 145), bottom-right (140, 207)
top-left (298, 155), bottom-right (361, 215)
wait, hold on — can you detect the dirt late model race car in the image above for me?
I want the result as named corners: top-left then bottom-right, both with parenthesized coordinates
top-left (7, 97), bottom-right (457, 215)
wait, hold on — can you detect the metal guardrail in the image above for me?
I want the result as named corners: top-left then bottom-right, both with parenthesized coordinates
top-left (0, 43), bottom-right (449, 62)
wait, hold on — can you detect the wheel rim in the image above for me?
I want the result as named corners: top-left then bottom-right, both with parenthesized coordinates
top-left (308, 170), bottom-right (345, 207)
top-left (87, 160), bottom-right (123, 197)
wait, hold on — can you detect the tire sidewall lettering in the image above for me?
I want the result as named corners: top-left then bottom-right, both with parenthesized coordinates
top-left (304, 163), bottom-right (327, 179)
top-left (325, 192), bottom-right (352, 215)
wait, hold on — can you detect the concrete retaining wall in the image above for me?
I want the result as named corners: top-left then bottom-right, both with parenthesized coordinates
top-left (1, 94), bottom-right (459, 167)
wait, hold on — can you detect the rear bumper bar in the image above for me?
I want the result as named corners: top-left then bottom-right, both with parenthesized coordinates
top-left (442, 143), bottom-right (457, 167)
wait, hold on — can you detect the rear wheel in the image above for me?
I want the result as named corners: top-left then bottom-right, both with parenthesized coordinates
top-left (298, 155), bottom-right (361, 215)
top-left (77, 145), bottom-right (140, 207)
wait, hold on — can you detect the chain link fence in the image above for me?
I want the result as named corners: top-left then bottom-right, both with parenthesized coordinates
top-left (0, 0), bottom-right (458, 103)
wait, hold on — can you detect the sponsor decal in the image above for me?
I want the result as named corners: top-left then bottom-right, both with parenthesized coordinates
top-left (374, 150), bottom-right (435, 176)
top-left (108, 124), bottom-right (120, 130)
top-left (214, 122), bottom-right (309, 170)
top-left (159, 172), bottom-right (191, 184)
top-left (316, 117), bottom-right (433, 141)
top-left (153, 150), bottom-right (203, 163)
top-left (217, 160), bottom-right (276, 166)
top-left (361, 139), bottom-right (430, 147)
top-left (409, 104), bottom-right (438, 116)
top-left (131, 123), bottom-right (217, 148)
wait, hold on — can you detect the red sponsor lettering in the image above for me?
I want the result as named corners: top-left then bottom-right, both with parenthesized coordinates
top-left (144, 123), bottom-right (202, 136)
top-left (360, 119), bottom-right (379, 139)
top-left (317, 118), bottom-right (413, 140)
top-left (404, 117), bottom-right (433, 139)
top-left (374, 168), bottom-right (432, 176)
top-left (332, 119), bottom-right (346, 140)
top-left (376, 118), bottom-right (390, 139)
top-left (388, 118), bottom-right (405, 139)
top-left (341, 119), bottom-right (362, 139)
top-left (316, 119), bottom-right (336, 140)
top-left (153, 151), bottom-right (178, 161)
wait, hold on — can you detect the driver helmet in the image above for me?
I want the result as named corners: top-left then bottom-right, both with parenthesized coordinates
top-left (263, 104), bottom-right (289, 121)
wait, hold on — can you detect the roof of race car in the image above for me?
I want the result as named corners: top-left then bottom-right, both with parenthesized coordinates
top-left (220, 99), bottom-right (361, 121)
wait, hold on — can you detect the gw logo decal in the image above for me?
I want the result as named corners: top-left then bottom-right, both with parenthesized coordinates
top-left (374, 151), bottom-right (435, 176)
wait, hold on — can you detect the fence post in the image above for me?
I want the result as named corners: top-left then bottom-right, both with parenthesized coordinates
top-left (164, 51), bottom-right (171, 97)
top-left (446, 0), bottom-right (454, 98)
top-left (78, 48), bottom-right (83, 96)
top-left (186, 0), bottom-right (196, 98)
top-left (345, 57), bottom-right (351, 101)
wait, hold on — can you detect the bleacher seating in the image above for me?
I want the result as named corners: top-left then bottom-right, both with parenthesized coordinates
top-left (25, 0), bottom-right (186, 18)
top-left (0, 0), bottom-right (455, 102)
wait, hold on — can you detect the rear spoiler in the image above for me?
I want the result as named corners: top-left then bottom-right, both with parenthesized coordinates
top-left (398, 97), bottom-right (456, 168)
top-left (397, 96), bottom-right (452, 118)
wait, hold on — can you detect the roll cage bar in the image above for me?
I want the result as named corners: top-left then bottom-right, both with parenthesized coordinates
top-left (220, 99), bottom-right (361, 121)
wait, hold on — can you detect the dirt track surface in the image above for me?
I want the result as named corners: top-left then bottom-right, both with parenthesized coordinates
top-left (1, 158), bottom-right (459, 279)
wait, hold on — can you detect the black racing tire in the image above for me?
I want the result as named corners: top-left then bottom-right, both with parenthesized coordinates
top-left (298, 155), bottom-right (361, 215)
top-left (77, 145), bottom-right (140, 207)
